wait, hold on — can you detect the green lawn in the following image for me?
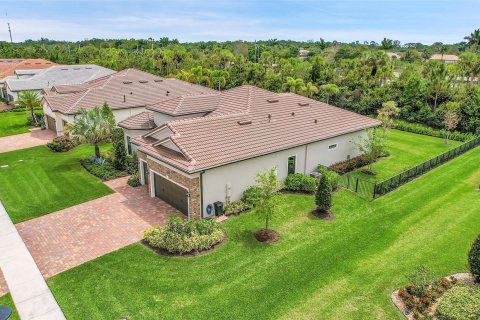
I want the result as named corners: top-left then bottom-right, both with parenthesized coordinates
top-left (0, 294), bottom-right (18, 320)
top-left (351, 129), bottom-right (461, 181)
top-left (0, 110), bottom-right (35, 137)
top-left (0, 144), bottom-right (113, 223)
top-left (47, 146), bottom-right (480, 319)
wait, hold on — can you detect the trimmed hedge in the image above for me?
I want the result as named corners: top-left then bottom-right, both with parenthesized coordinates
top-left (224, 200), bottom-right (251, 216)
top-left (437, 285), bottom-right (480, 320)
top-left (47, 136), bottom-right (77, 152)
top-left (329, 155), bottom-right (371, 173)
top-left (127, 174), bottom-right (141, 187)
top-left (284, 173), bottom-right (319, 193)
top-left (242, 185), bottom-right (262, 207)
top-left (468, 234), bottom-right (480, 282)
top-left (394, 120), bottom-right (475, 142)
top-left (144, 216), bottom-right (223, 254)
top-left (81, 157), bottom-right (127, 181)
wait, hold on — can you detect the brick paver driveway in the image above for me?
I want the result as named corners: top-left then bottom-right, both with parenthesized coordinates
top-left (0, 128), bottom-right (56, 153)
top-left (16, 177), bottom-right (181, 278)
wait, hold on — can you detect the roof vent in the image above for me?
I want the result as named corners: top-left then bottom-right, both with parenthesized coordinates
top-left (267, 114), bottom-right (272, 123)
top-left (237, 120), bottom-right (252, 125)
top-left (166, 90), bottom-right (170, 96)
top-left (123, 95), bottom-right (126, 102)
top-left (154, 79), bottom-right (163, 82)
top-left (314, 119), bottom-right (318, 124)
top-left (123, 81), bottom-right (133, 84)
top-left (291, 112), bottom-right (295, 116)
top-left (267, 99), bottom-right (279, 103)
top-left (139, 80), bottom-right (148, 83)
top-left (61, 68), bottom-right (68, 70)
top-left (85, 67), bottom-right (92, 69)
top-left (298, 102), bottom-right (309, 107)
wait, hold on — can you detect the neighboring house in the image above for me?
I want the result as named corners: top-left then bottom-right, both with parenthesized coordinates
top-left (123, 85), bottom-right (380, 220)
top-left (430, 54), bottom-right (460, 64)
top-left (4, 64), bottom-right (114, 102)
top-left (42, 68), bottom-right (216, 136)
top-left (0, 58), bottom-right (56, 100)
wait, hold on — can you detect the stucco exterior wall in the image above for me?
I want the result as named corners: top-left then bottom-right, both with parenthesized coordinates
top-left (112, 107), bottom-right (146, 123)
top-left (201, 130), bottom-right (367, 217)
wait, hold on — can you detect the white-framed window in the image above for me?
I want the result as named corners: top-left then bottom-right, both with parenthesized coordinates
top-left (126, 136), bottom-right (132, 155)
top-left (287, 155), bottom-right (296, 175)
top-left (328, 143), bottom-right (338, 150)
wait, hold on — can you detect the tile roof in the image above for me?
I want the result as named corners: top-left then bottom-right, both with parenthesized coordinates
top-left (118, 111), bottom-right (156, 130)
top-left (430, 54), bottom-right (460, 61)
top-left (6, 64), bottom-right (114, 92)
top-left (43, 68), bottom-right (217, 115)
top-left (134, 85), bottom-right (381, 173)
top-left (146, 93), bottom-right (220, 116)
top-left (0, 59), bottom-right (56, 79)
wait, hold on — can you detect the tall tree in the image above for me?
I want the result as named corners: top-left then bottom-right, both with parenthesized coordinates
top-left (464, 29), bottom-right (480, 52)
top-left (299, 81), bottom-right (319, 97)
top-left (65, 103), bottom-right (115, 158)
top-left (425, 62), bottom-right (453, 111)
top-left (282, 77), bottom-right (304, 94)
top-left (381, 38), bottom-right (394, 52)
top-left (320, 84), bottom-right (340, 104)
top-left (15, 90), bottom-right (42, 125)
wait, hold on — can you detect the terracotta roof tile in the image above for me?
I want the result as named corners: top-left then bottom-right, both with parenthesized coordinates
top-left (134, 86), bottom-right (381, 173)
top-left (0, 59), bottom-right (56, 79)
top-left (118, 111), bottom-right (156, 130)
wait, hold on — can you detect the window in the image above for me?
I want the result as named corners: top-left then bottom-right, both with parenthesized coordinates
top-left (287, 156), bottom-right (296, 175)
top-left (126, 136), bottom-right (132, 155)
top-left (328, 143), bottom-right (338, 150)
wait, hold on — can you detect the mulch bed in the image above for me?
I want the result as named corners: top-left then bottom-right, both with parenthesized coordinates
top-left (391, 272), bottom-right (477, 319)
top-left (254, 229), bottom-right (280, 243)
top-left (310, 209), bottom-right (335, 220)
top-left (142, 229), bottom-right (228, 258)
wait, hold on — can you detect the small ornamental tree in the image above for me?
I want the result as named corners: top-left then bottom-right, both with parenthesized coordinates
top-left (443, 103), bottom-right (460, 144)
top-left (315, 175), bottom-right (332, 213)
top-left (468, 234), bottom-right (480, 282)
top-left (352, 128), bottom-right (384, 173)
top-left (111, 128), bottom-right (127, 170)
top-left (252, 167), bottom-right (283, 232)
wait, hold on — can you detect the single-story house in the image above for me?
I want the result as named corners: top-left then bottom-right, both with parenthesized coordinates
top-left (4, 64), bottom-right (114, 102)
top-left (430, 54), bottom-right (460, 64)
top-left (0, 58), bottom-right (56, 100)
top-left (42, 68), bottom-right (216, 136)
top-left (121, 85), bottom-right (381, 220)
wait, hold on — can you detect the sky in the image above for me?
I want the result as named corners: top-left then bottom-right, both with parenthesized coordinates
top-left (0, 0), bottom-right (478, 44)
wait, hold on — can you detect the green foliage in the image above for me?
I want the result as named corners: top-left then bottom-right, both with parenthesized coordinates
top-left (284, 173), bottom-right (319, 193)
top-left (315, 175), bottom-right (332, 213)
top-left (14, 90), bottom-right (42, 126)
top-left (126, 153), bottom-right (139, 175)
top-left (80, 157), bottom-right (127, 181)
top-left (127, 174), bottom-right (141, 187)
top-left (251, 167), bottom-right (283, 231)
top-left (66, 103), bottom-right (116, 158)
top-left (242, 185), bottom-right (262, 207)
top-left (437, 285), bottom-right (480, 320)
top-left (316, 167), bottom-right (339, 191)
top-left (394, 120), bottom-right (475, 141)
top-left (468, 234), bottom-right (480, 282)
top-left (352, 128), bottom-right (386, 171)
top-left (144, 216), bottom-right (223, 254)
top-left (330, 155), bottom-right (372, 173)
top-left (110, 128), bottom-right (127, 170)
top-left (224, 200), bottom-right (251, 216)
top-left (46, 136), bottom-right (77, 152)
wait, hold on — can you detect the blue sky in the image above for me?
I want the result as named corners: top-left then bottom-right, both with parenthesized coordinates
top-left (0, 0), bottom-right (478, 44)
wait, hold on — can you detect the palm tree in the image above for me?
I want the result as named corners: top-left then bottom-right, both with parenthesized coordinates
top-left (209, 69), bottom-right (228, 91)
top-left (464, 29), bottom-right (480, 52)
top-left (381, 38), bottom-right (394, 52)
top-left (299, 82), bottom-right (318, 97)
top-left (15, 90), bottom-right (42, 125)
top-left (65, 103), bottom-right (115, 158)
top-left (282, 77), bottom-right (304, 94)
top-left (190, 66), bottom-right (210, 86)
top-left (320, 84), bottom-right (340, 104)
top-left (425, 62), bottom-right (453, 111)
top-left (440, 46), bottom-right (447, 60)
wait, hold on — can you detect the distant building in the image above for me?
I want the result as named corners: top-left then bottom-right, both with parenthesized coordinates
top-left (430, 54), bottom-right (460, 64)
top-left (298, 48), bottom-right (310, 59)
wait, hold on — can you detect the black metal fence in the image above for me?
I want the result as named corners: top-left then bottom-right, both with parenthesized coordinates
top-left (335, 135), bottom-right (480, 199)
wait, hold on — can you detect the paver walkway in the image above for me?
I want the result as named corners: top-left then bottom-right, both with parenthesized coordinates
top-left (0, 128), bottom-right (56, 153)
top-left (0, 201), bottom-right (65, 320)
top-left (16, 177), bottom-right (181, 278)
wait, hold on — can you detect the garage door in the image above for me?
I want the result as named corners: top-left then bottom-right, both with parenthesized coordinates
top-left (154, 173), bottom-right (189, 216)
top-left (45, 115), bottom-right (56, 132)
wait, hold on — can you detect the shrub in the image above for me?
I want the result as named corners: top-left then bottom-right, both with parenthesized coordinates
top-left (394, 120), bottom-right (475, 142)
top-left (315, 175), bottom-right (332, 213)
top-left (329, 155), bottom-right (372, 173)
top-left (144, 216), bottom-right (223, 254)
top-left (126, 153), bottom-right (138, 175)
top-left (316, 166), bottom-right (339, 191)
top-left (437, 285), bottom-right (480, 320)
top-left (284, 173), bottom-right (319, 193)
top-left (46, 136), bottom-right (77, 152)
top-left (111, 128), bottom-right (127, 170)
top-left (27, 113), bottom-right (43, 126)
top-left (127, 174), bottom-right (141, 187)
top-left (81, 157), bottom-right (127, 181)
top-left (224, 200), bottom-right (251, 216)
top-left (468, 234), bottom-right (480, 282)
top-left (242, 185), bottom-right (262, 207)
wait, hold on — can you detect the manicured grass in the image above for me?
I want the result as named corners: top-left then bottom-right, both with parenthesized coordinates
top-left (351, 129), bottom-right (461, 181)
top-left (47, 146), bottom-right (480, 319)
top-left (0, 110), bottom-right (34, 137)
top-left (0, 294), bottom-right (19, 320)
top-left (0, 144), bottom-right (113, 223)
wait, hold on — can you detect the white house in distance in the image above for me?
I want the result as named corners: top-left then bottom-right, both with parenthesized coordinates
top-left (120, 85), bottom-right (380, 220)
top-left (430, 54), bottom-right (460, 64)
top-left (4, 64), bottom-right (114, 102)
top-left (42, 68), bottom-right (216, 136)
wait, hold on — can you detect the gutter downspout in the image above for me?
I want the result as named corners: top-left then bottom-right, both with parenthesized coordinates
top-left (304, 144), bottom-right (308, 174)
top-left (200, 170), bottom-right (205, 219)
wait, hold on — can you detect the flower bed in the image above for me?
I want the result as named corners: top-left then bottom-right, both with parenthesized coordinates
top-left (144, 216), bottom-right (225, 256)
top-left (81, 157), bottom-right (128, 181)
